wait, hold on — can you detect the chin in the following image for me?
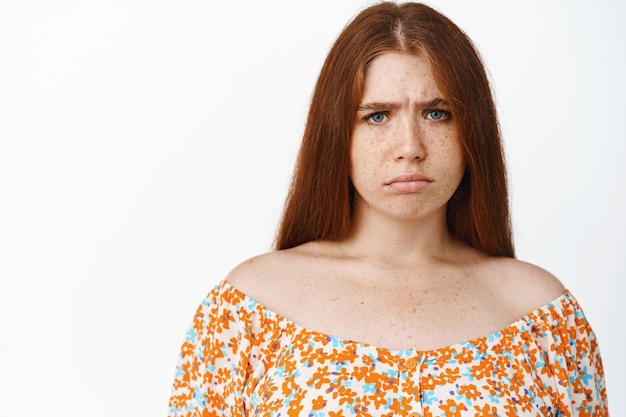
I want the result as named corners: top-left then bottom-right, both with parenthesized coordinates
top-left (387, 208), bottom-right (436, 220)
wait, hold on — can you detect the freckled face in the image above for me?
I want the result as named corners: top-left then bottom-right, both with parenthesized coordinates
top-left (350, 52), bottom-right (465, 221)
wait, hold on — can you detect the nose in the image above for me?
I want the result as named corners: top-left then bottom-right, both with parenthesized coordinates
top-left (394, 117), bottom-right (425, 161)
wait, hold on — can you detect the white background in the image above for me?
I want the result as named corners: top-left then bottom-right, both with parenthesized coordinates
top-left (0, 0), bottom-right (623, 415)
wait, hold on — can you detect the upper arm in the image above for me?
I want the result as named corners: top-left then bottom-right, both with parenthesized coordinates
top-left (533, 292), bottom-right (609, 413)
top-left (167, 284), bottom-right (250, 416)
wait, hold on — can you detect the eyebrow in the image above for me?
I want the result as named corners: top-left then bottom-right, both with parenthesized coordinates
top-left (356, 101), bottom-right (398, 112)
top-left (356, 98), bottom-right (450, 112)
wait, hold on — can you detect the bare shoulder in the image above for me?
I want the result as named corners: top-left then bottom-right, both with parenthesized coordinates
top-left (482, 257), bottom-right (566, 316)
top-left (225, 251), bottom-right (288, 299)
top-left (224, 242), bottom-right (322, 309)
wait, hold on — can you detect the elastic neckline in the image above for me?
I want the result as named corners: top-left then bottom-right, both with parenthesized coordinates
top-left (222, 280), bottom-right (572, 358)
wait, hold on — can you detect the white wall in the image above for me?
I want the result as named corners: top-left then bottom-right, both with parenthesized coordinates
top-left (0, 1), bottom-right (622, 415)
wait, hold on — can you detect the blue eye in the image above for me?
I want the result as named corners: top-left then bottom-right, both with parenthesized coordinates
top-left (427, 110), bottom-right (449, 120)
top-left (366, 112), bottom-right (387, 124)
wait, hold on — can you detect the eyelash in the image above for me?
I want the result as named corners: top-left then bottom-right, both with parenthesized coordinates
top-left (425, 110), bottom-right (451, 121)
top-left (365, 112), bottom-right (388, 124)
top-left (364, 109), bottom-right (451, 124)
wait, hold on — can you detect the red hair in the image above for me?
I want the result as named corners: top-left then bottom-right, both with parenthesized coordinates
top-left (275, 2), bottom-right (514, 258)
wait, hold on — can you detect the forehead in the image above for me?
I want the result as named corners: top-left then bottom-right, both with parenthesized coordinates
top-left (360, 52), bottom-right (442, 101)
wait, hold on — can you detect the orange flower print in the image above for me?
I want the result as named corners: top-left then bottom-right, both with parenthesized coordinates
top-left (474, 404), bottom-right (498, 417)
top-left (388, 397), bottom-right (413, 414)
top-left (312, 396), bottom-right (326, 410)
top-left (440, 366), bottom-right (461, 384)
top-left (353, 365), bottom-right (374, 381)
top-left (180, 341), bottom-right (195, 357)
top-left (370, 390), bottom-right (387, 408)
top-left (307, 366), bottom-right (332, 389)
top-left (167, 282), bottom-right (608, 416)
top-left (439, 399), bottom-right (468, 416)
top-left (422, 373), bottom-right (440, 390)
top-left (216, 309), bottom-right (234, 332)
top-left (455, 347), bottom-right (475, 364)
top-left (205, 339), bottom-right (225, 365)
top-left (470, 357), bottom-right (494, 379)
top-left (458, 383), bottom-right (480, 401)
top-left (335, 385), bottom-right (358, 406)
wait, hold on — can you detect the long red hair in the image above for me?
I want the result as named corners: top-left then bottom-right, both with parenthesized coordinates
top-left (275, 2), bottom-right (514, 258)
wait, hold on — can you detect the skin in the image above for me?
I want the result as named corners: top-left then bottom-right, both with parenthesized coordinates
top-left (227, 52), bottom-right (564, 351)
top-left (350, 52), bottom-right (464, 225)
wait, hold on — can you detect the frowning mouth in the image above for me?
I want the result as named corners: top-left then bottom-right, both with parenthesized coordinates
top-left (386, 173), bottom-right (433, 193)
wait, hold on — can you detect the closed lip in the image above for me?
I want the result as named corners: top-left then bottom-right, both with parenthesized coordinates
top-left (386, 173), bottom-right (433, 185)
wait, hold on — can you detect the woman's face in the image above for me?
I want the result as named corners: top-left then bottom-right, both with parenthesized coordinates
top-left (350, 52), bottom-right (465, 222)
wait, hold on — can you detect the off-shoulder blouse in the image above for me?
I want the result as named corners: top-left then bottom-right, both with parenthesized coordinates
top-left (168, 280), bottom-right (608, 416)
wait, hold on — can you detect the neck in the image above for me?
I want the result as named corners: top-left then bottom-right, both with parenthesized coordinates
top-left (339, 203), bottom-right (461, 267)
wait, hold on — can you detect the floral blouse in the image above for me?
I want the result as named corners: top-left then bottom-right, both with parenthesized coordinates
top-left (168, 280), bottom-right (608, 416)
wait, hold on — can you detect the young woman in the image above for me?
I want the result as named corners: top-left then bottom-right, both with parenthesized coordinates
top-left (168, 2), bottom-right (608, 415)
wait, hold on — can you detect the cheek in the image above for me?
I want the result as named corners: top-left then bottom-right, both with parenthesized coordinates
top-left (449, 143), bottom-right (466, 176)
top-left (350, 152), bottom-right (375, 184)
top-left (452, 138), bottom-right (467, 176)
top-left (438, 134), bottom-right (466, 184)
top-left (349, 137), bottom-right (379, 179)
top-left (443, 129), bottom-right (464, 161)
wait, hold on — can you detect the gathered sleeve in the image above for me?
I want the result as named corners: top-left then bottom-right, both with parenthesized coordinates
top-left (526, 291), bottom-right (609, 416)
top-left (167, 281), bottom-right (286, 416)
